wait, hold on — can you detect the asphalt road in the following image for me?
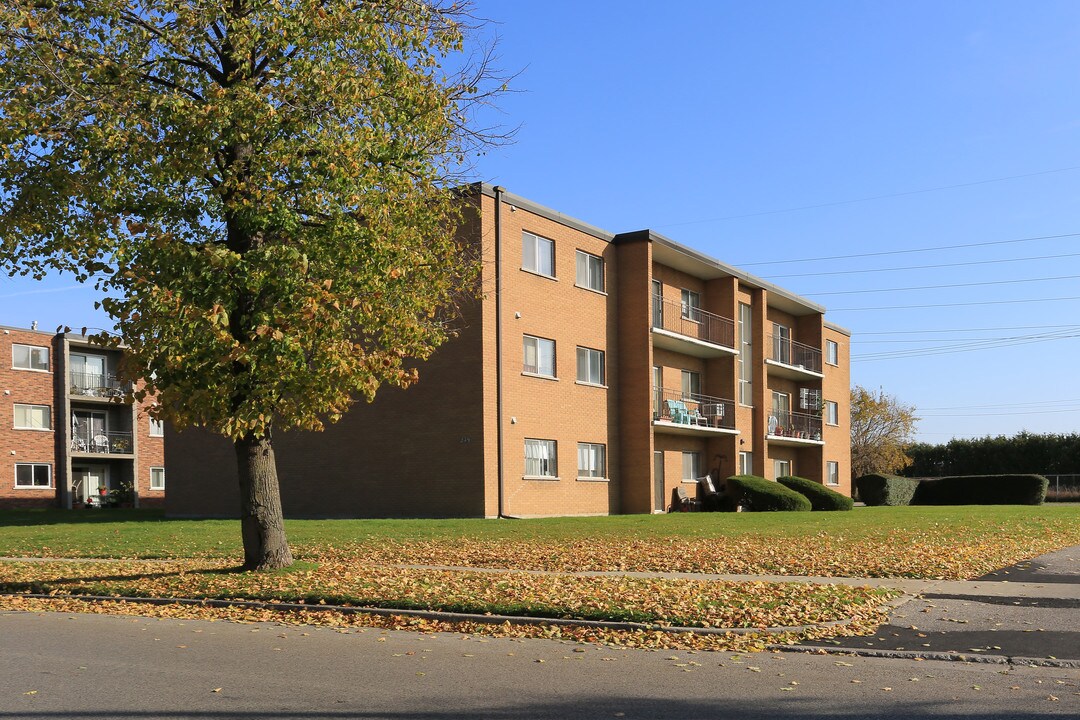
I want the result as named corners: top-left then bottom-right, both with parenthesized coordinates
top-left (2, 610), bottom-right (1079, 719)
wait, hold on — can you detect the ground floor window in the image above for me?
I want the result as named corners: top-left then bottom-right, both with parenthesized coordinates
top-left (681, 451), bottom-right (702, 482)
top-left (739, 451), bottom-right (752, 476)
top-left (524, 439), bottom-right (557, 478)
top-left (150, 466), bottom-right (166, 490)
top-left (15, 463), bottom-right (51, 488)
top-left (826, 461), bottom-right (839, 486)
top-left (577, 443), bottom-right (606, 479)
top-left (774, 459), bottom-right (791, 479)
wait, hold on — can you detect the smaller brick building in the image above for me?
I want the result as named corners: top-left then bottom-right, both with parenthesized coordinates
top-left (0, 325), bottom-right (165, 509)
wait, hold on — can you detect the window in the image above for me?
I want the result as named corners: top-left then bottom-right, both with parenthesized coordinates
top-left (826, 461), bottom-right (839, 486)
top-left (681, 370), bottom-right (700, 399)
top-left (774, 459), bottom-right (791, 479)
top-left (150, 466), bottom-right (166, 490)
top-left (576, 347), bottom-right (605, 385)
top-left (680, 289), bottom-right (701, 322)
top-left (772, 391), bottom-right (790, 419)
top-left (681, 451), bottom-right (702, 482)
top-left (575, 250), bottom-right (604, 292)
top-left (15, 463), bottom-right (51, 488)
top-left (738, 303), bottom-right (753, 405)
top-left (825, 400), bottom-right (839, 426)
top-left (149, 417), bottom-right (165, 437)
top-left (14, 404), bottom-right (51, 430)
top-left (13, 344), bottom-right (49, 371)
top-left (799, 387), bottom-right (822, 411)
top-left (577, 443), bottom-right (606, 479)
top-left (652, 366), bottom-right (663, 417)
top-left (523, 335), bottom-right (556, 377)
top-left (739, 451), bottom-right (753, 476)
top-left (826, 339), bottom-right (839, 366)
top-left (522, 231), bottom-right (555, 277)
top-left (773, 323), bottom-right (791, 364)
top-left (524, 439), bottom-right (557, 478)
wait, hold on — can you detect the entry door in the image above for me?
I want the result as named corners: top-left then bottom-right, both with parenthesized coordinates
top-left (71, 353), bottom-right (106, 392)
top-left (72, 466), bottom-right (109, 504)
top-left (653, 451), bottom-right (665, 513)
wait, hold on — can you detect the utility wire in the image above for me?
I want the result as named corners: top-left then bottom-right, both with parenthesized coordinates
top-left (761, 251), bottom-right (1080, 279)
top-left (805, 273), bottom-right (1080, 297)
top-left (856, 324), bottom-right (1080, 336)
top-left (831, 295), bottom-right (1080, 312)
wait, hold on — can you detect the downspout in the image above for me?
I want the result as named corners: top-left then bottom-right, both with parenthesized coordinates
top-left (493, 185), bottom-right (507, 518)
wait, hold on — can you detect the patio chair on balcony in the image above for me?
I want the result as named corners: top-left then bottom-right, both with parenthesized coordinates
top-left (92, 434), bottom-right (110, 453)
top-left (665, 399), bottom-right (689, 424)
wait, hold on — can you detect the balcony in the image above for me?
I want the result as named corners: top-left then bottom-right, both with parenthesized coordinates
top-left (765, 335), bottom-right (823, 380)
top-left (69, 372), bottom-right (132, 399)
top-left (70, 429), bottom-right (134, 455)
top-left (766, 410), bottom-right (823, 446)
top-left (651, 295), bottom-right (736, 358)
top-left (653, 387), bottom-right (738, 436)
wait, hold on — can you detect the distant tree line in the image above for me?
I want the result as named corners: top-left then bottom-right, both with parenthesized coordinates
top-left (903, 432), bottom-right (1080, 477)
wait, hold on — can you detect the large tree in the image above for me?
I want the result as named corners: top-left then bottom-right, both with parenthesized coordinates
top-left (850, 384), bottom-right (919, 479)
top-left (0, 1), bottom-right (502, 568)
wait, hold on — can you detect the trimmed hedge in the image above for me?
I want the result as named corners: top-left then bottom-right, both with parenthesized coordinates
top-left (913, 474), bottom-right (1048, 506)
top-left (855, 474), bottom-right (920, 506)
top-left (728, 475), bottom-right (812, 512)
top-left (777, 476), bottom-right (854, 511)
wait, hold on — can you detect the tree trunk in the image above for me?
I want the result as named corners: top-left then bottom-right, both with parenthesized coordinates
top-left (234, 431), bottom-right (294, 570)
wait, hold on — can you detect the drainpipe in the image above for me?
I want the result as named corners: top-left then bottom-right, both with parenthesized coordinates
top-left (493, 185), bottom-right (507, 518)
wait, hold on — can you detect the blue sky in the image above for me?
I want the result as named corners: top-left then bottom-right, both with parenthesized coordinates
top-left (4, 0), bottom-right (1080, 442)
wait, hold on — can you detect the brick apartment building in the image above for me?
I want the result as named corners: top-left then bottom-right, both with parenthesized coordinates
top-left (166, 184), bottom-right (850, 518)
top-left (1, 325), bottom-right (166, 509)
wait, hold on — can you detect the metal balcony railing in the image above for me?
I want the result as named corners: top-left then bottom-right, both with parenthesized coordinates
top-left (768, 335), bottom-right (822, 374)
top-left (767, 410), bottom-right (822, 441)
top-left (653, 386), bottom-right (736, 430)
top-left (70, 429), bottom-right (133, 454)
top-left (69, 372), bottom-right (132, 398)
top-left (651, 295), bottom-right (735, 349)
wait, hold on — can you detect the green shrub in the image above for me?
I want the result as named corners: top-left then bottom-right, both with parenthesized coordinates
top-left (777, 476), bottom-right (854, 511)
top-left (855, 474), bottom-right (920, 506)
top-left (913, 475), bottom-right (1048, 506)
top-left (728, 475), bottom-right (812, 512)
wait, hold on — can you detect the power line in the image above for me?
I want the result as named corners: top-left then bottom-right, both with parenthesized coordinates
top-left (805, 273), bottom-right (1080, 297)
top-left (761, 251), bottom-right (1080, 279)
top-left (921, 398), bottom-right (1080, 411)
top-left (920, 407), bottom-right (1080, 418)
top-left (831, 295), bottom-right (1080, 312)
top-left (655, 165), bottom-right (1080, 229)
top-left (736, 231), bottom-right (1080, 267)
top-left (852, 329), bottom-right (1080, 361)
top-left (856, 324), bottom-right (1080, 336)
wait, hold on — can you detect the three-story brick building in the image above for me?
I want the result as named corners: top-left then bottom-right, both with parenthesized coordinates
top-left (1, 325), bottom-right (165, 509)
top-left (166, 184), bottom-right (850, 517)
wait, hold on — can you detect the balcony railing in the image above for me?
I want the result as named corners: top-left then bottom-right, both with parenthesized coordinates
top-left (70, 372), bottom-right (132, 398)
top-left (767, 410), bottom-right (822, 441)
top-left (651, 295), bottom-right (735, 350)
top-left (70, 429), bottom-right (133, 454)
top-left (768, 335), bottom-right (822, 374)
top-left (653, 386), bottom-right (736, 431)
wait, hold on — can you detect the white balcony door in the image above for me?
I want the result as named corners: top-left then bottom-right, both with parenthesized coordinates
top-left (73, 411), bottom-right (107, 451)
top-left (72, 466), bottom-right (109, 504)
top-left (71, 353), bottom-right (106, 392)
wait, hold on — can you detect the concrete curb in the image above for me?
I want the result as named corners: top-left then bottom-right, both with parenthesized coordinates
top-left (768, 643), bottom-right (1080, 669)
top-left (1, 591), bottom-right (855, 636)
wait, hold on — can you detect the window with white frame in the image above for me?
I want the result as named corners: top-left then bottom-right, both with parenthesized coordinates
top-left (825, 400), bottom-right (839, 425)
top-left (826, 461), bottom-right (839, 486)
top-left (681, 451), bottom-right (702, 481)
top-left (149, 417), bottom-right (165, 437)
top-left (738, 451), bottom-right (753, 476)
top-left (680, 289), bottom-right (701, 322)
top-left (681, 369), bottom-right (701, 399)
top-left (576, 347), bottom-right (605, 385)
top-left (522, 335), bottom-right (556, 377)
top-left (575, 250), bottom-right (604, 292)
top-left (522, 231), bottom-right (555, 278)
top-left (773, 323), bottom-right (791, 364)
top-left (774, 459), bottom-right (791, 479)
top-left (577, 443), bottom-right (606, 479)
top-left (825, 339), bottom-right (838, 365)
top-left (12, 344), bottom-right (49, 371)
top-left (15, 463), bottom-right (51, 488)
top-left (738, 303), bottom-right (753, 405)
top-left (150, 466), bottom-right (166, 490)
top-left (524, 438), bottom-right (557, 478)
top-left (14, 404), bottom-right (51, 430)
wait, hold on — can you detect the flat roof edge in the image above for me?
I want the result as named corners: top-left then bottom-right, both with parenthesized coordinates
top-left (476, 183), bottom-right (615, 242)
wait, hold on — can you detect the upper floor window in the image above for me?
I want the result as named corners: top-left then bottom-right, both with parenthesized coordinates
top-left (826, 461), bottom-right (840, 486)
top-left (681, 369), bottom-right (701, 398)
top-left (15, 463), bottom-right (51, 488)
top-left (825, 400), bottom-right (839, 425)
top-left (575, 250), bottom-right (604, 292)
top-left (680, 289), bottom-right (701, 322)
top-left (826, 339), bottom-right (839, 365)
top-left (14, 404), bottom-right (51, 430)
top-left (149, 417), bottom-right (165, 437)
top-left (738, 302), bottom-right (753, 405)
top-left (523, 335), bottom-right (556, 378)
top-left (13, 344), bottom-right (49, 372)
top-left (522, 231), bottom-right (555, 278)
top-left (773, 323), bottom-right (791, 364)
top-left (576, 346), bottom-right (605, 386)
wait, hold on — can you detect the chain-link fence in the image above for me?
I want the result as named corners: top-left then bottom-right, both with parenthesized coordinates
top-left (1044, 474), bottom-right (1080, 502)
